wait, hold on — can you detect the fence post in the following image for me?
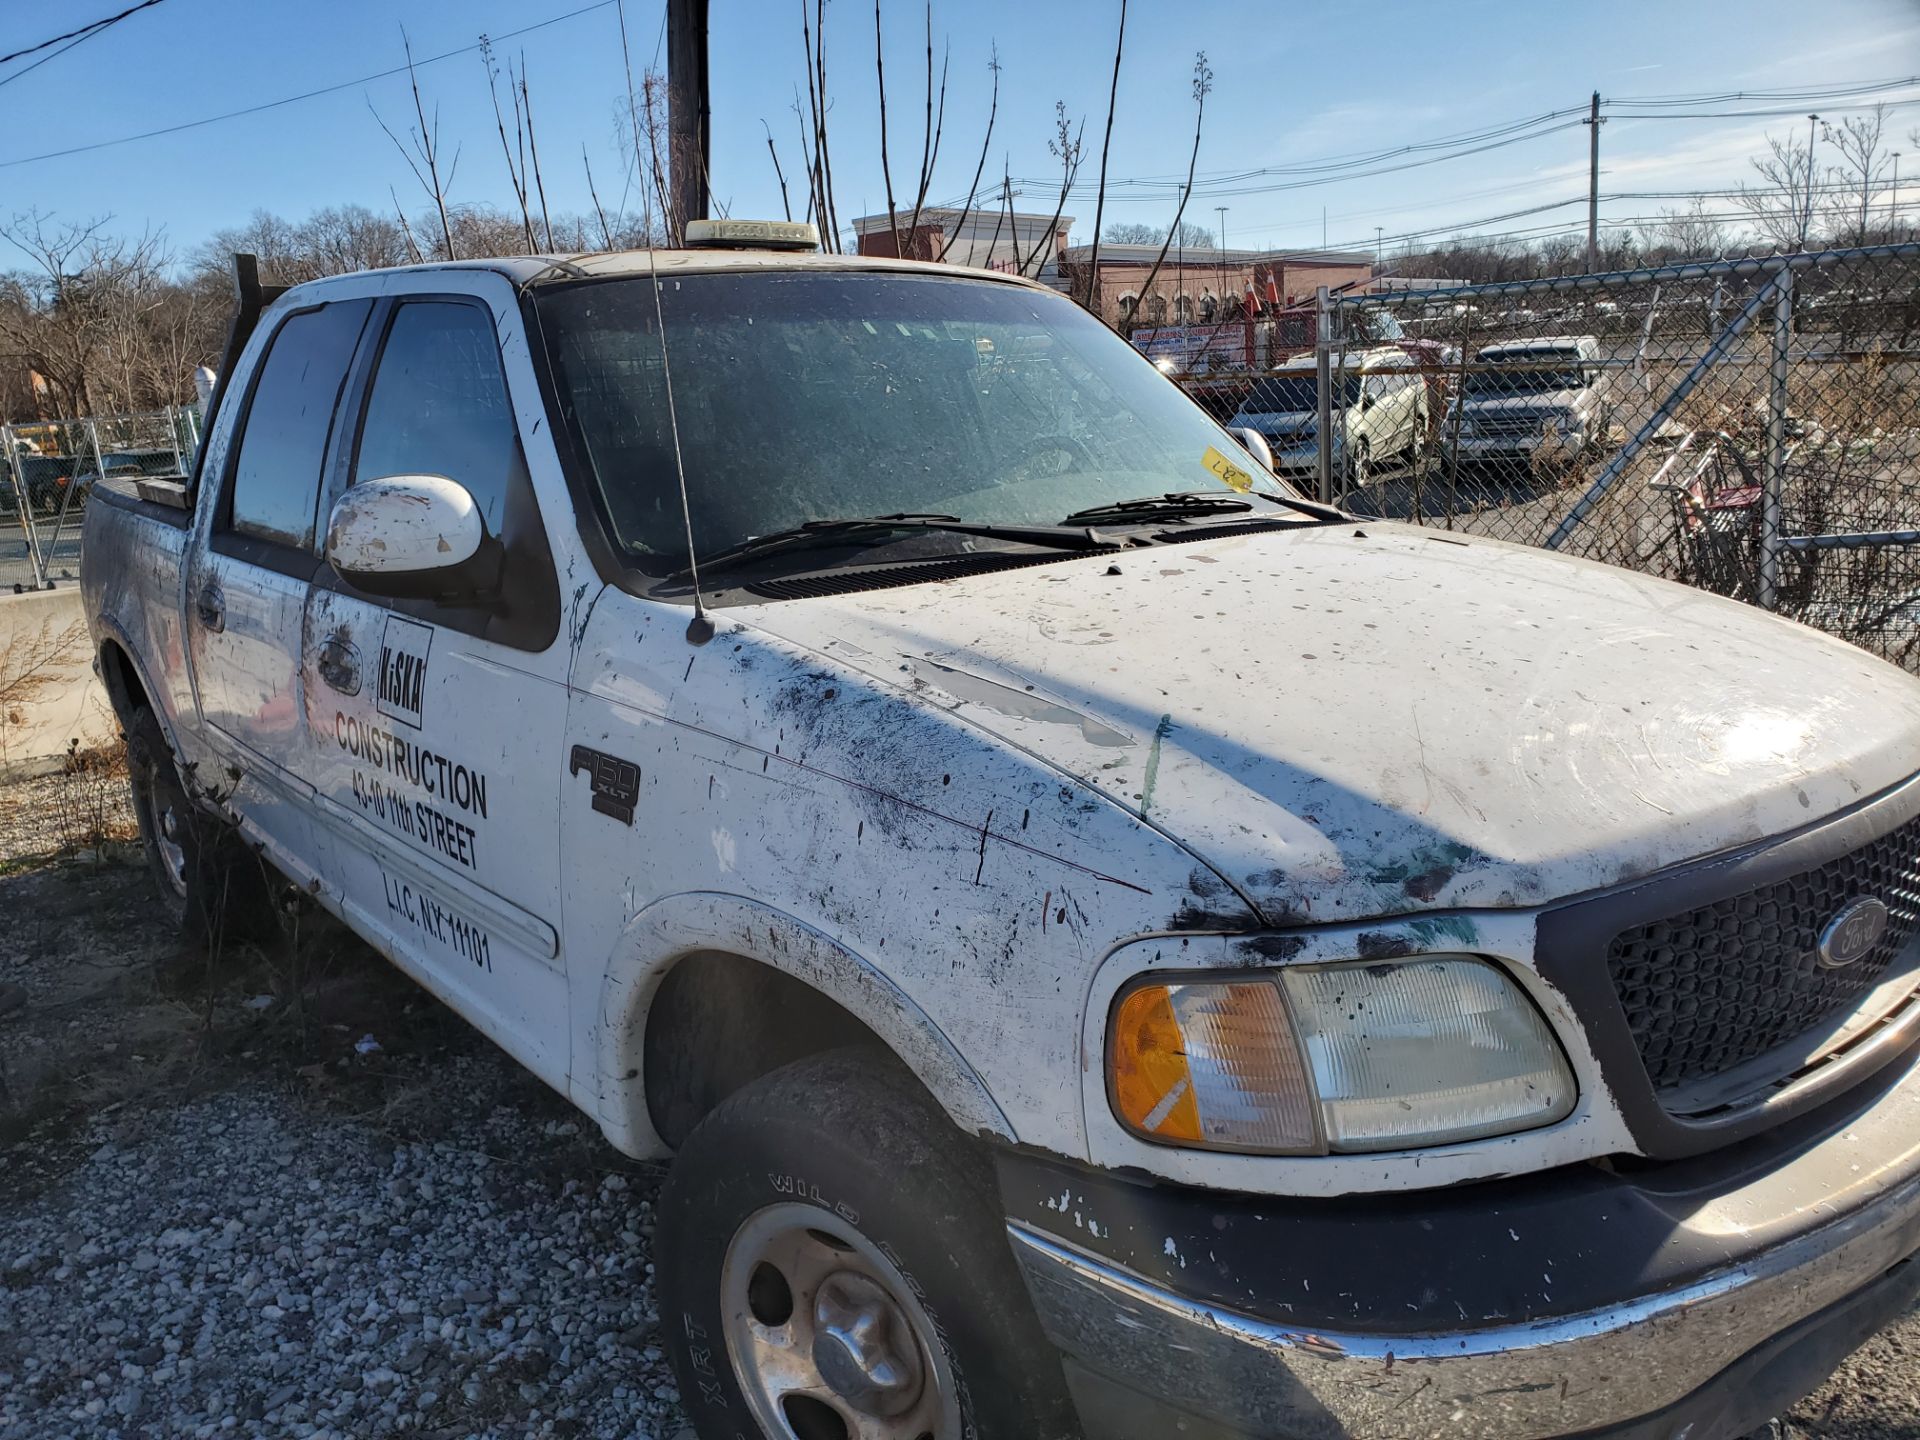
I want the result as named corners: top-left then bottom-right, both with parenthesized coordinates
top-left (1314, 285), bottom-right (1334, 503)
top-left (164, 404), bottom-right (184, 477)
top-left (1757, 263), bottom-right (1794, 610)
top-left (3, 422), bottom-right (48, 590)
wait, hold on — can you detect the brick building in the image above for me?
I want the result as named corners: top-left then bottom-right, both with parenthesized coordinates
top-left (1052, 243), bottom-right (1375, 329)
top-left (852, 207), bottom-right (1075, 272)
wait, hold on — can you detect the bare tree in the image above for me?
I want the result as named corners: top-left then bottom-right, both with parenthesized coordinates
top-left (1019, 102), bottom-right (1082, 277)
top-left (873, 0), bottom-right (902, 251)
top-left (935, 45), bottom-right (999, 262)
top-left (584, 146), bottom-right (615, 248)
top-left (1823, 104), bottom-right (1893, 245)
top-left (1130, 52), bottom-right (1213, 328)
top-left (480, 35), bottom-right (538, 250)
top-left (903, 5), bottom-right (949, 257)
top-left (519, 61), bottom-right (556, 251)
top-left (369, 31), bottom-right (459, 261)
top-left (1637, 197), bottom-right (1727, 261)
top-left (0, 211), bottom-right (193, 414)
top-left (762, 119), bottom-right (794, 222)
top-left (1737, 130), bottom-right (1819, 252)
top-left (1079, 0), bottom-right (1128, 312)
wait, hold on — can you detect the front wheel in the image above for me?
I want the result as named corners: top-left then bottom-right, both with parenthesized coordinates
top-left (657, 1049), bottom-right (1081, 1440)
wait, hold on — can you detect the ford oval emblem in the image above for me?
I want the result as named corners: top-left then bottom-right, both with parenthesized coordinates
top-left (1817, 897), bottom-right (1890, 969)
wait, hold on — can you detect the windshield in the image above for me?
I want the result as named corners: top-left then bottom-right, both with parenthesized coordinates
top-left (1466, 360), bottom-right (1588, 399)
top-left (534, 270), bottom-right (1288, 570)
top-left (1233, 375), bottom-right (1360, 418)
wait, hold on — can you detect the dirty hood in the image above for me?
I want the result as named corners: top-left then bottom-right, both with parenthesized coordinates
top-left (741, 524), bottom-right (1920, 923)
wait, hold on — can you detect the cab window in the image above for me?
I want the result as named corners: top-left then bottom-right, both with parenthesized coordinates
top-left (226, 300), bottom-right (372, 549)
top-left (353, 302), bottom-right (520, 534)
top-left (347, 298), bottom-right (560, 652)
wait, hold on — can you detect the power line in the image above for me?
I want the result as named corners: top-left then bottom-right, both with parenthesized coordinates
top-left (0, 0), bottom-right (168, 91)
top-left (0, 0), bottom-right (618, 170)
top-left (0, 0), bottom-right (167, 68)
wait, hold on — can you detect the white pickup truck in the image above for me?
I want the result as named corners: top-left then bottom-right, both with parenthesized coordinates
top-left (83, 228), bottom-right (1920, 1440)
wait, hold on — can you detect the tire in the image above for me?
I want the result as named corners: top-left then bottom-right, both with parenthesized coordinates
top-left (1345, 438), bottom-right (1371, 488)
top-left (124, 704), bottom-right (279, 944)
top-left (658, 1049), bottom-right (1081, 1440)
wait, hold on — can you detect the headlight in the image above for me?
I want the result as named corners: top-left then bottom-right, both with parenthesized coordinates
top-left (1109, 957), bottom-right (1574, 1155)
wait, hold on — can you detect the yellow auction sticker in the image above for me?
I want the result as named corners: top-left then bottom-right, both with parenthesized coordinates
top-left (1202, 445), bottom-right (1254, 493)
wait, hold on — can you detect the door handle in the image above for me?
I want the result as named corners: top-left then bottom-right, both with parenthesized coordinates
top-left (195, 582), bottom-right (225, 633)
top-left (316, 635), bottom-right (361, 696)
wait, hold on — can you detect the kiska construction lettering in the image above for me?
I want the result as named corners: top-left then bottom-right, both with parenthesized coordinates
top-left (334, 712), bottom-right (489, 818)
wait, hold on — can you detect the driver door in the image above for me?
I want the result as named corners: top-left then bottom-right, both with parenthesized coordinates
top-left (297, 291), bottom-right (571, 1086)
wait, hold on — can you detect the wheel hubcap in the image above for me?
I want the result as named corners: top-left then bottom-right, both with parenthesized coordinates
top-left (151, 797), bottom-right (188, 898)
top-left (720, 1202), bottom-right (959, 1439)
top-left (810, 1271), bottom-right (921, 1415)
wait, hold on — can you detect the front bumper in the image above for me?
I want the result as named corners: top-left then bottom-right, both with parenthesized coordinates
top-left (1002, 1044), bottom-right (1920, 1439)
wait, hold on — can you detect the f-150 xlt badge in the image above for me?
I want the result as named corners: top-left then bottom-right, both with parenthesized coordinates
top-left (569, 745), bottom-right (641, 826)
top-left (1817, 897), bottom-right (1889, 969)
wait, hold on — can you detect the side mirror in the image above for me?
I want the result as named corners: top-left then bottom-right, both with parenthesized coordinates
top-left (325, 474), bottom-right (502, 602)
top-left (1360, 390), bottom-right (1378, 411)
top-left (1233, 427), bottom-right (1274, 473)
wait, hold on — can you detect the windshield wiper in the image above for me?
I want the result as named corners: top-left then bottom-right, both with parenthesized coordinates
top-left (1062, 491), bottom-right (1259, 525)
top-left (1064, 488), bottom-right (1343, 527)
top-left (671, 513), bottom-right (1113, 579)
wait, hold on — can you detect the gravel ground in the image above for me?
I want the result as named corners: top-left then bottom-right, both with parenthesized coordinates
top-left (0, 823), bottom-right (1916, 1438)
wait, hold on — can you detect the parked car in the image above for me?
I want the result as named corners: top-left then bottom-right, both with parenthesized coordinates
top-left (1449, 335), bottom-right (1616, 469)
top-left (83, 228), bottom-right (1920, 1440)
top-left (1227, 346), bottom-right (1428, 485)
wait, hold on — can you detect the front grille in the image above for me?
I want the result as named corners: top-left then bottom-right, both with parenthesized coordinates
top-left (1606, 814), bottom-right (1920, 1098)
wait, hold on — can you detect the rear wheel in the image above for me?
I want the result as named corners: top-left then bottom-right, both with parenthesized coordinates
top-left (657, 1049), bottom-right (1080, 1440)
top-left (124, 704), bottom-right (279, 943)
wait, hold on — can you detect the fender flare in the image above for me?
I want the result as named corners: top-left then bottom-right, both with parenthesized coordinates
top-left (92, 615), bottom-right (182, 755)
top-left (591, 891), bottom-right (1014, 1156)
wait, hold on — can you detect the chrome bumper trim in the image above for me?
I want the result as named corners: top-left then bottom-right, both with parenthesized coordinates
top-left (1009, 1161), bottom-right (1920, 1439)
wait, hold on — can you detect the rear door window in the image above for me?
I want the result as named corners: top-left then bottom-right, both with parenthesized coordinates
top-left (227, 300), bottom-right (372, 549)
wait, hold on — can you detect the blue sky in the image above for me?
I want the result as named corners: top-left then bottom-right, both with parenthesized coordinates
top-left (1, 0), bottom-right (1916, 261)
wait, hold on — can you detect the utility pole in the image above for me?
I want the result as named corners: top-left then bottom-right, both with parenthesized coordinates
top-left (1583, 90), bottom-right (1603, 273)
top-left (1215, 205), bottom-right (1229, 252)
top-left (666, 0), bottom-right (711, 241)
top-left (1800, 113), bottom-right (1821, 251)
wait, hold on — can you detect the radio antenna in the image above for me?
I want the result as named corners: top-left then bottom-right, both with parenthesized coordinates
top-left (647, 243), bottom-right (714, 645)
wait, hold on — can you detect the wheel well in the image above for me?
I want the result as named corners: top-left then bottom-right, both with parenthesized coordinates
top-left (643, 951), bottom-right (890, 1148)
top-left (97, 641), bottom-right (149, 727)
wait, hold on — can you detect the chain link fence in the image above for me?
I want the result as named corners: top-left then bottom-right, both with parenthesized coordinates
top-left (2, 408), bottom-right (200, 592)
top-left (1204, 243), bottom-right (1920, 670)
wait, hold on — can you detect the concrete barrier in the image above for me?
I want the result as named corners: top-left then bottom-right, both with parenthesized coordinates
top-left (0, 587), bottom-right (117, 775)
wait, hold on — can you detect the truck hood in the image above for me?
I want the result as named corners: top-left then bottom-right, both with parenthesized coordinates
top-left (740, 524), bottom-right (1920, 925)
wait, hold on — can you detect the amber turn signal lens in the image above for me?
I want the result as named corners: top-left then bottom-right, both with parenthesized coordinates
top-left (1111, 985), bottom-right (1204, 1143)
top-left (1109, 980), bottom-right (1319, 1152)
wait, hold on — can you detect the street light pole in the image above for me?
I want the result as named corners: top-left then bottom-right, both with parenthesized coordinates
top-left (1374, 226), bottom-right (1383, 267)
top-left (1215, 205), bottom-right (1229, 253)
top-left (1893, 152), bottom-right (1903, 238)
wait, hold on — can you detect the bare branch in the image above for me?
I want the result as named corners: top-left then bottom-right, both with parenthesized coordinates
top-left (936, 44), bottom-right (998, 262)
top-left (1131, 51), bottom-right (1212, 323)
top-left (1080, 0), bottom-right (1128, 313)
top-left (763, 119), bottom-right (793, 222)
top-left (874, 0), bottom-right (900, 253)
